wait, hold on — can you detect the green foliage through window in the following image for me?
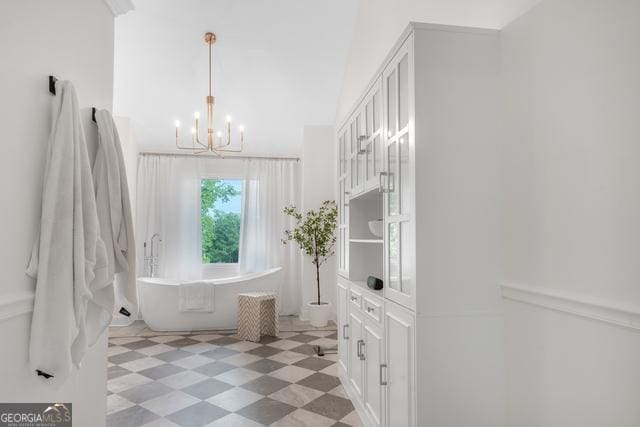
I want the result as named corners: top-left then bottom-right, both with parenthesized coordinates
top-left (201, 179), bottom-right (242, 264)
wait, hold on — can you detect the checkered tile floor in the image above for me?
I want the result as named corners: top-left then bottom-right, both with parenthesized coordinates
top-left (107, 330), bottom-right (362, 426)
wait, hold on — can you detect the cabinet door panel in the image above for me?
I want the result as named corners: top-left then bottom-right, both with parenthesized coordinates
top-left (387, 140), bottom-right (399, 215)
top-left (337, 282), bottom-right (349, 374)
top-left (398, 53), bottom-right (409, 130)
top-left (386, 69), bottom-right (397, 136)
top-left (383, 34), bottom-right (414, 310)
top-left (366, 142), bottom-right (374, 184)
top-left (337, 125), bottom-right (349, 277)
top-left (349, 312), bottom-right (364, 399)
top-left (399, 132), bottom-right (411, 215)
top-left (388, 222), bottom-right (400, 293)
top-left (385, 304), bottom-right (414, 427)
top-left (364, 323), bottom-right (384, 427)
top-left (363, 80), bottom-right (383, 192)
top-left (373, 135), bottom-right (382, 179)
top-left (373, 90), bottom-right (381, 134)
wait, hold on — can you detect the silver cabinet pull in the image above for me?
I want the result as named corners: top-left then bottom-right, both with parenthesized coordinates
top-left (366, 306), bottom-right (375, 313)
top-left (350, 296), bottom-right (358, 302)
top-left (358, 340), bottom-right (366, 361)
top-left (387, 172), bottom-right (395, 193)
top-left (379, 172), bottom-right (388, 193)
top-left (356, 339), bottom-right (364, 359)
top-left (357, 135), bottom-right (367, 154)
top-left (342, 324), bottom-right (349, 340)
top-left (380, 364), bottom-right (388, 386)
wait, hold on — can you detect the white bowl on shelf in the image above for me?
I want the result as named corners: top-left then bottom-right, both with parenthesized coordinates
top-left (368, 219), bottom-right (383, 238)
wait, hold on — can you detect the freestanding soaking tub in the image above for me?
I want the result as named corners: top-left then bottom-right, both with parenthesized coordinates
top-left (138, 267), bottom-right (282, 331)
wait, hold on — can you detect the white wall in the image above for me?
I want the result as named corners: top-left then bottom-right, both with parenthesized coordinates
top-left (336, 0), bottom-right (540, 122)
top-left (0, 0), bottom-right (114, 424)
top-left (300, 126), bottom-right (337, 319)
top-left (112, 116), bottom-right (139, 325)
top-left (501, 0), bottom-right (640, 425)
top-left (114, 117), bottom-right (139, 222)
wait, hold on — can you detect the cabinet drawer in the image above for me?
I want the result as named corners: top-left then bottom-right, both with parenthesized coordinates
top-left (363, 296), bottom-right (382, 324)
top-left (349, 288), bottom-right (362, 310)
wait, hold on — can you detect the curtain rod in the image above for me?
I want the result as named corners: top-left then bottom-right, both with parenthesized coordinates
top-left (139, 151), bottom-right (300, 162)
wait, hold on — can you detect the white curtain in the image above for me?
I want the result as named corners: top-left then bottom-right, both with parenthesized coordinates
top-left (137, 155), bottom-right (302, 315)
top-left (136, 155), bottom-right (202, 281)
top-left (239, 159), bottom-right (302, 315)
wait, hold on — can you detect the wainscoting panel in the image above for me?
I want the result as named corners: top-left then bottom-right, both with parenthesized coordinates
top-left (501, 283), bottom-right (640, 331)
top-left (0, 292), bottom-right (34, 322)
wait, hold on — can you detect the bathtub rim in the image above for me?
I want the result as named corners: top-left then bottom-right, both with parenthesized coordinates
top-left (137, 266), bottom-right (283, 287)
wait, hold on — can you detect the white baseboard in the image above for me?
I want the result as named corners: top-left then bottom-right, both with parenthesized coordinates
top-left (502, 283), bottom-right (640, 331)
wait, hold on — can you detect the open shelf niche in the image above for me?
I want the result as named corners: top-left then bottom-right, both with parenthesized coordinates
top-left (348, 189), bottom-right (383, 282)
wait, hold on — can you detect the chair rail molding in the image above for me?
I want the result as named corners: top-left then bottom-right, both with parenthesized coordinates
top-left (0, 292), bottom-right (35, 322)
top-left (502, 283), bottom-right (640, 331)
top-left (103, 0), bottom-right (135, 16)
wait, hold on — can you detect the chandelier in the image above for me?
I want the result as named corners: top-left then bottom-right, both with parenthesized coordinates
top-left (174, 31), bottom-right (245, 155)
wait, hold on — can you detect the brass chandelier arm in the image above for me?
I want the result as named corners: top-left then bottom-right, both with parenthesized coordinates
top-left (175, 123), bottom-right (207, 151)
top-left (214, 131), bottom-right (244, 152)
top-left (173, 31), bottom-right (245, 155)
top-left (192, 117), bottom-right (208, 149)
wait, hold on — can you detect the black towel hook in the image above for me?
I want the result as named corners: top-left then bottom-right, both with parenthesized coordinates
top-left (49, 75), bottom-right (97, 124)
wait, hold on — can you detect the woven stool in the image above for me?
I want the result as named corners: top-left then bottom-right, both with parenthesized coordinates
top-left (237, 291), bottom-right (279, 342)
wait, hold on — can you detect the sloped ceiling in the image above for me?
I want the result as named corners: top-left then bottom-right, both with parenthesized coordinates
top-left (114, 0), bottom-right (359, 155)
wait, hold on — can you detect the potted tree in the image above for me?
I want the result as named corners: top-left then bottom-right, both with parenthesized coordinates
top-left (282, 200), bottom-right (337, 327)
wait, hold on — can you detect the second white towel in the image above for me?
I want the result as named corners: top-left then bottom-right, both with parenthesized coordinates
top-left (178, 281), bottom-right (215, 312)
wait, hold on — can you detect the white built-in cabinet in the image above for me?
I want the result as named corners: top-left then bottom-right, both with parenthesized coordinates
top-left (336, 23), bottom-right (504, 427)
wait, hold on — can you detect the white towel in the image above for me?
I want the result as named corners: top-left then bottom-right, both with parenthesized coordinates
top-left (26, 80), bottom-right (110, 386)
top-left (179, 281), bottom-right (215, 312)
top-left (94, 110), bottom-right (137, 323)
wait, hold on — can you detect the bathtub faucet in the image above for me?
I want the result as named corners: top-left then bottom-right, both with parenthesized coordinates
top-left (144, 234), bottom-right (162, 277)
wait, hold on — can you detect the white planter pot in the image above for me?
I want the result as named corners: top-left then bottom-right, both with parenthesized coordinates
top-left (306, 301), bottom-right (332, 327)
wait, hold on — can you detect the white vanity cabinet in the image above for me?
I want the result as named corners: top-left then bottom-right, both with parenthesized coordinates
top-left (336, 23), bottom-right (504, 427)
top-left (338, 280), bottom-right (388, 427)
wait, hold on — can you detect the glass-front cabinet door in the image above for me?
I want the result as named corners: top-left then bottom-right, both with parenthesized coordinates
top-left (382, 35), bottom-right (415, 310)
top-left (361, 79), bottom-right (383, 192)
top-left (349, 108), bottom-right (365, 197)
top-left (337, 126), bottom-right (349, 277)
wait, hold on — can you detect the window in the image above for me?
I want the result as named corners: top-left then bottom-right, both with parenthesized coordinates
top-left (201, 178), bottom-right (243, 264)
